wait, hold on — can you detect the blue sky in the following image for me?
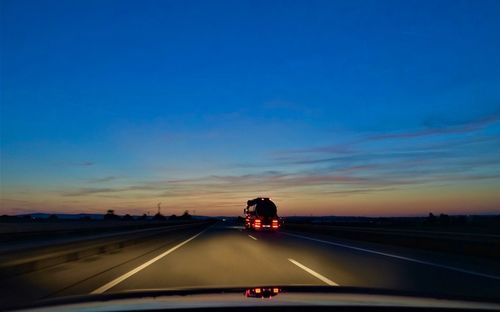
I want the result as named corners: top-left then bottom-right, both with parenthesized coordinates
top-left (1, 0), bottom-right (500, 216)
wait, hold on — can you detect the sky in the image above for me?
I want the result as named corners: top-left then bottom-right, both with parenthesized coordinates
top-left (1, 0), bottom-right (500, 217)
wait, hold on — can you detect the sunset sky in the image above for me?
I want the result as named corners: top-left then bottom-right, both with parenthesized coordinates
top-left (1, 0), bottom-right (500, 216)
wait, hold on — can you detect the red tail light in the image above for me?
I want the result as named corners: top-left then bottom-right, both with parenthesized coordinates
top-left (254, 219), bottom-right (261, 228)
top-left (272, 219), bottom-right (279, 229)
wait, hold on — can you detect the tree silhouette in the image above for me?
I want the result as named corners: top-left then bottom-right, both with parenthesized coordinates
top-left (152, 212), bottom-right (166, 221)
top-left (122, 214), bottom-right (133, 221)
top-left (179, 210), bottom-right (192, 220)
top-left (426, 212), bottom-right (436, 225)
top-left (104, 209), bottom-right (120, 220)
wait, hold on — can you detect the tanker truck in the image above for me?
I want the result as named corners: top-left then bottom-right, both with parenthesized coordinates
top-left (244, 197), bottom-right (281, 231)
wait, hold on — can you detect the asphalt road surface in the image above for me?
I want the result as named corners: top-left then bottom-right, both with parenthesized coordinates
top-left (2, 221), bottom-right (500, 309)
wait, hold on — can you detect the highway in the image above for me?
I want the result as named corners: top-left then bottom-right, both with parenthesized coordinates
top-left (1, 220), bottom-right (500, 309)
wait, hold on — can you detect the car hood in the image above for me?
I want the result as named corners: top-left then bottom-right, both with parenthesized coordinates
top-left (12, 286), bottom-right (500, 312)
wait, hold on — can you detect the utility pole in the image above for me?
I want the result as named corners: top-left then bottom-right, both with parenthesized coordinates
top-left (157, 202), bottom-right (161, 215)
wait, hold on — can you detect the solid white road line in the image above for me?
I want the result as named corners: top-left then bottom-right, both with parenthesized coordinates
top-left (248, 235), bottom-right (258, 240)
top-left (284, 232), bottom-right (500, 281)
top-left (288, 258), bottom-right (339, 286)
top-left (91, 229), bottom-right (207, 294)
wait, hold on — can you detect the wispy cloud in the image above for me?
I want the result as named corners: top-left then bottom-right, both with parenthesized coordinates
top-left (87, 176), bottom-right (118, 183)
top-left (369, 114), bottom-right (500, 141)
top-left (63, 187), bottom-right (123, 196)
top-left (78, 161), bottom-right (94, 166)
top-left (276, 113), bottom-right (500, 157)
top-left (61, 171), bottom-right (419, 198)
top-left (57, 113), bottom-right (500, 205)
top-left (55, 160), bottom-right (95, 167)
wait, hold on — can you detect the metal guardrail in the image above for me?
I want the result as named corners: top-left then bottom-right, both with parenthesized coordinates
top-left (288, 224), bottom-right (500, 240)
top-left (283, 223), bottom-right (500, 260)
top-left (0, 220), bottom-right (201, 241)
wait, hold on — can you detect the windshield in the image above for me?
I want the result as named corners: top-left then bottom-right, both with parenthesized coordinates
top-left (1, 0), bottom-right (500, 310)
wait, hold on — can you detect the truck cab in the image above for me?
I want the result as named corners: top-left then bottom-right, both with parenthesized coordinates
top-left (244, 198), bottom-right (280, 231)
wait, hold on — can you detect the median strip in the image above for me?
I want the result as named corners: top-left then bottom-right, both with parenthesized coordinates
top-left (288, 258), bottom-right (338, 286)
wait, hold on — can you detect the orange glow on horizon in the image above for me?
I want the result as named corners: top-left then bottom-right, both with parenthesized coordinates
top-left (1, 180), bottom-right (499, 217)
